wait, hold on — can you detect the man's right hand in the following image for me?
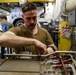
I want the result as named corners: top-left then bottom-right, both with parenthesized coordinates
top-left (34, 39), bottom-right (47, 54)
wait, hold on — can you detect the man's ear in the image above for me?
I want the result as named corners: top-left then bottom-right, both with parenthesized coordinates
top-left (22, 15), bottom-right (24, 19)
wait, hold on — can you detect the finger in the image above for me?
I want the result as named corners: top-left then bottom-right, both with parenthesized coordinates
top-left (36, 48), bottom-right (44, 54)
top-left (43, 50), bottom-right (48, 54)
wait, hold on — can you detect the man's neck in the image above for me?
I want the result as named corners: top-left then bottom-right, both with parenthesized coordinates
top-left (32, 25), bottom-right (38, 35)
top-left (24, 24), bottom-right (38, 35)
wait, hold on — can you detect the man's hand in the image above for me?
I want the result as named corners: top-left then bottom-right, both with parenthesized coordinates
top-left (43, 47), bottom-right (54, 54)
top-left (47, 47), bottom-right (54, 53)
top-left (34, 39), bottom-right (47, 54)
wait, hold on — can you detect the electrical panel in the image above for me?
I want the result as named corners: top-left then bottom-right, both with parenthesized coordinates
top-left (68, 10), bottom-right (76, 26)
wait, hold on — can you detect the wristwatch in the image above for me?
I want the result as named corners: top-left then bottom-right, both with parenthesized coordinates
top-left (49, 46), bottom-right (56, 51)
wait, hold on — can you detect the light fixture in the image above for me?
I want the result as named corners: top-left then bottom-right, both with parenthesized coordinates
top-left (19, 0), bottom-right (27, 5)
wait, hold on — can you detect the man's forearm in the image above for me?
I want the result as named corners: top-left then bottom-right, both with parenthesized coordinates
top-left (0, 32), bottom-right (35, 48)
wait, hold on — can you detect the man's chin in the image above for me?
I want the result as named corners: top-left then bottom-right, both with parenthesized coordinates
top-left (29, 25), bottom-right (36, 29)
top-left (29, 27), bottom-right (35, 30)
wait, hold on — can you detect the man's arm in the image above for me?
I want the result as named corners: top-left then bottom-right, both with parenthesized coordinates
top-left (0, 31), bottom-right (47, 53)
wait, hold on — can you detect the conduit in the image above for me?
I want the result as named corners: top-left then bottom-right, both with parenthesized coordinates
top-left (65, 0), bottom-right (76, 13)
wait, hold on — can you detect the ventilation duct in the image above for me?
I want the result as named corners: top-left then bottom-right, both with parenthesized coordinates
top-left (65, 0), bottom-right (76, 13)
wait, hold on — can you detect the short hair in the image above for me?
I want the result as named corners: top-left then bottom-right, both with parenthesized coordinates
top-left (21, 2), bottom-right (37, 13)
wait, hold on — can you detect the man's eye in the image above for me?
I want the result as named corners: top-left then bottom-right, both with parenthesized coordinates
top-left (33, 17), bottom-right (36, 20)
top-left (26, 17), bottom-right (36, 20)
top-left (26, 18), bottom-right (31, 20)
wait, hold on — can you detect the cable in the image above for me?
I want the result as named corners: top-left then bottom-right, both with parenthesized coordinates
top-left (57, 54), bottom-right (68, 75)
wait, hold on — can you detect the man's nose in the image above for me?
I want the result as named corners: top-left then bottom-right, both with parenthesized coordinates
top-left (30, 19), bottom-right (34, 23)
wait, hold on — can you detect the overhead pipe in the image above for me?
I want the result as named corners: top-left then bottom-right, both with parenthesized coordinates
top-left (65, 0), bottom-right (76, 13)
top-left (53, 0), bottom-right (76, 19)
top-left (0, 5), bottom-right (10, 12)
top-left (7, 3), bottom-right (14, 8)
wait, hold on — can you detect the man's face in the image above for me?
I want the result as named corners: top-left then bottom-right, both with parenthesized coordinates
top-left (22, 10), bottom-right (37, 30)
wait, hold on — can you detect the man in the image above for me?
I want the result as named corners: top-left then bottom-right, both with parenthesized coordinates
top-left (0, 2), bottom-right (57, 55)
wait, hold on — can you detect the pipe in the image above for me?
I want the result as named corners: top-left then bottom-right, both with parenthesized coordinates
top-left (65, 0), bottom-right (76, 13)
top-left (69, 54), bottom-right (76, 67)
top-left (67, 64), bottom-right (76, 75)
top-left (0, 5), bottom-right (10, 12)
top-left (7, 3), bottom-right (14, 8)
top-left (57, 54), bottom-right (68, 75)
top-left (51, 64), bottom-right (76, 75)
top-left (4, 51), bottom-right (76, 57)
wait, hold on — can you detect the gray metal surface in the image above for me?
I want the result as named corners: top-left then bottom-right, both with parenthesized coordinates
top-left (0, 59), bottom-right (41, 75)
top-left (0, 72), bottom-right (39, 75)
top-left (0, 59), bottom-right (40, 72)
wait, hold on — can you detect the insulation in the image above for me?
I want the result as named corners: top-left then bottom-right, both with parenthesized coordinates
top-left (65, 0), bottom-right (76, 13)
